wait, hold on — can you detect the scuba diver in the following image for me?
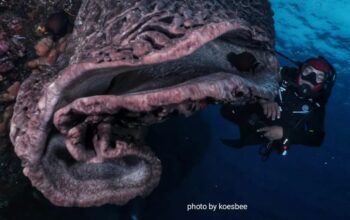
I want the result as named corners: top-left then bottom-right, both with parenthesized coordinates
top-left (221, 53), bottom-right (336, 160)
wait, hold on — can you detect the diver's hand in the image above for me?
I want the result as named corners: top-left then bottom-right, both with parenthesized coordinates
top-left (257, 126), bottom-right (283, 141)
top-left (259, 100), bottom-right (281, 120)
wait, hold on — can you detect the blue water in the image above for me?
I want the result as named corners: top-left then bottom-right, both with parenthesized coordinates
top-left (15, 1), bottom-right (350, 219)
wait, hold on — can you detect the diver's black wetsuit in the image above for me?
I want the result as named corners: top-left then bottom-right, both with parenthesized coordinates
top-left (221, 67), bottom-right (326, 152)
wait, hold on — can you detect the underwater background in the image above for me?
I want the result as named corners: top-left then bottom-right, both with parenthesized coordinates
top-left (1, 0), bottom-right (350, 219)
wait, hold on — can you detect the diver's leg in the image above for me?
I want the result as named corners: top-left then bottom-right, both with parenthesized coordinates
top-left (220, 103), bottom-right (266, 126)
top-left (220, 104), bottom-right (246, 148)
top-left (220, 103), bottom-right (266, 147)
top-left (220, 104), bottom-right (239, 123)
